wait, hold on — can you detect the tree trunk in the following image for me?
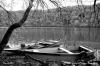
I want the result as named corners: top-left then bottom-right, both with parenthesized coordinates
top-left (93, 0), bottom-right (97, 25)
top-left (0, 0), bottom-right (33, 53)
top-left (94, 0), bottom-right (97, 13)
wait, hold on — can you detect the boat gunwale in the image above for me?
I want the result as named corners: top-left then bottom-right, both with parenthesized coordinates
top-left (4, 49), bottom-right (94, 56)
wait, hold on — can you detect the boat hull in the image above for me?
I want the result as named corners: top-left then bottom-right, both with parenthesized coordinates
top-left (4, 45), bottom-right (95, 62)
top-left (24, 51), bottom-right (78, 62)
top-left (4, 49), bottom-right (94, 63)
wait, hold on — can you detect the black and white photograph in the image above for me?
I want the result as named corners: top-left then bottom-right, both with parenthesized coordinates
top-left (0, 0), bottom-right (100, 66)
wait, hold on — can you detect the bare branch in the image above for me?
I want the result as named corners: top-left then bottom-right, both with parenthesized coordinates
top-left (35, 0), bottom-right (48, 10)
top-left (0, 5), bottom-right (18, 25)
top-left (49, 0), bottom-right (63, 8)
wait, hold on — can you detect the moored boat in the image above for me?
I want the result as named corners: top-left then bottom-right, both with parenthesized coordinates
top-left (4, 44), bottom-right (95, 63)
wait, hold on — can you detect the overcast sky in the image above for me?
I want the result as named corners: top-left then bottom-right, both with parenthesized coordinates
top-left (3, 0), bottom-right (100, 11)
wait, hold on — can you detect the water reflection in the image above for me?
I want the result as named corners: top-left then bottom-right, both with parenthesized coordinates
top-left (0, 27), bottom-right (100, 43)
top-left (64, 27), bottom-right (100, 42)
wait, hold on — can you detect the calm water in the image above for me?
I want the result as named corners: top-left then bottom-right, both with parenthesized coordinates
top-left (0, 27), bottom-right (100, 44)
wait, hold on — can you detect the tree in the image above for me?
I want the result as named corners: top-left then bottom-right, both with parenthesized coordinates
top-left (0, 0), bottom-right (34, 53)
top-left (93, 0), bottom-right (100, 25)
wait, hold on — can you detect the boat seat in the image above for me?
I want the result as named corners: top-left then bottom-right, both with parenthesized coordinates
top-left (79, 46), bottom-right (93, 52)
top-left (58, 47), bottom-right (74, 54)
top-left (31, 47), bottom-right (59, 53)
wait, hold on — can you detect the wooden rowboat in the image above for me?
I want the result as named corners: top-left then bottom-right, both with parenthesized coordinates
top-left (4, 45), bottom-right (95, 63)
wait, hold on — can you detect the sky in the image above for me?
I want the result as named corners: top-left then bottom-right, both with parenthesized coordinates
top-left (2, 0), bottom-right (100, 11)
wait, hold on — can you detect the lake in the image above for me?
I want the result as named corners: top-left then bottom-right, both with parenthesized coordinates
top-left (0, 27), bottom-right (100, 49)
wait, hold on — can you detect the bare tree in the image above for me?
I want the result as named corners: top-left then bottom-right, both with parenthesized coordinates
top-left (0, 0), bottom-right (34, 53)
top-left (94, 0), bottom-right (97, 13)
top-left (93, 0), bottom-right (100, 25)
top-left (93, 0), bottom-right (98, 25)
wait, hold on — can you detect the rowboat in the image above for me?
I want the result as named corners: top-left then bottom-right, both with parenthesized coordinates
top-left (4, 43), bottom-right (95, 63)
